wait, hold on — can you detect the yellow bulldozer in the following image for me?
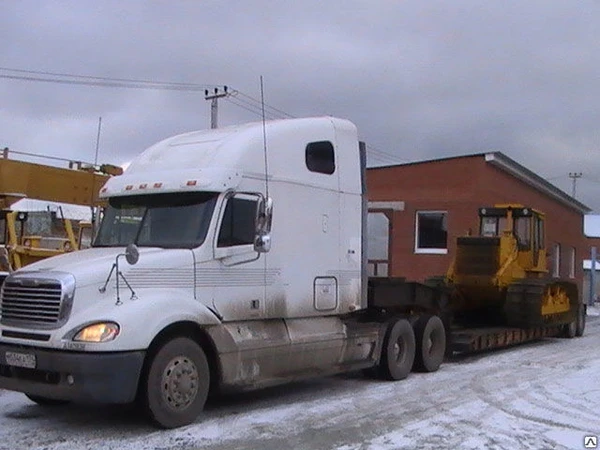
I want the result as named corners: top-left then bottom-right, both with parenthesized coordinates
top-left (0, 147), bottom-right (122, 273)
top-left (446, 204), bottom-right (584, 338)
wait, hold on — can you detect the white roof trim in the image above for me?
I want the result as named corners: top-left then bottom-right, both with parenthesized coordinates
top-left (484, 152), bottom-right (590, 214)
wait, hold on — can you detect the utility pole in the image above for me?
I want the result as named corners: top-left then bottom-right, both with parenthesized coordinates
top-left (204, 86), bottom-right (228, 129)
top-left (569, 172), bottom-right (583, 198)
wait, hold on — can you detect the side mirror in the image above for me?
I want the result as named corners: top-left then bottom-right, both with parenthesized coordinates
top-left (255, 197), bottom-right (273, 234)
top-left (125, 243), bottom-right (139, 265)
top-left (254, 234), bottom-right (271, 253)
top-left (254, 197), bottom-right (273, 253)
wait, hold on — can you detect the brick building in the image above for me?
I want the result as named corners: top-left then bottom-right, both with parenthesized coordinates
top-left (366, 152), bottom-right (591, 297)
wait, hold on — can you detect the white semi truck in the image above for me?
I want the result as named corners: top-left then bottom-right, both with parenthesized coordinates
top-left (0, 117), bottom-right (581, 428)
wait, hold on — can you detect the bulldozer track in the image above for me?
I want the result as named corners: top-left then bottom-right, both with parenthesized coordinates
top-left (504, 279), bottom-right (577, 328)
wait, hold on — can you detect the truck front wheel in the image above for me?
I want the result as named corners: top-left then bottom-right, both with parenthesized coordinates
top-left (378, 318), bottom-right (416, 381)
top-left (143, 337), bottom-right (210, 428)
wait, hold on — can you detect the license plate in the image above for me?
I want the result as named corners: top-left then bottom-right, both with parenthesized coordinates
top-left (5, 351), bottom-right (36, 369)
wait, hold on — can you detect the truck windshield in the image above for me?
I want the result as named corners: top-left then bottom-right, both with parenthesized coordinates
top-left (93, 192), bottom-right (218, 248)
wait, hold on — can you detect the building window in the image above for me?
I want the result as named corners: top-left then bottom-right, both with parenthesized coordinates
top-left (552, 243), bottom-right (561, 278)
top-left (415, 211), bottom-right (448, 254)
top-left (306, 141), bottom-right (335, 175)
top-left (569, 247), bottom-right (576, 279)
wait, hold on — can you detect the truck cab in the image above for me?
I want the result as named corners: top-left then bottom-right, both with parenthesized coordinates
top-left (0, 117), bottom-right (390, 428)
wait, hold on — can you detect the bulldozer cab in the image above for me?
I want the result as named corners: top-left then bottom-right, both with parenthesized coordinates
top-left (0, 209), bottom-right (83, 270)
top-left (478, 205), bottom-right (546, 273)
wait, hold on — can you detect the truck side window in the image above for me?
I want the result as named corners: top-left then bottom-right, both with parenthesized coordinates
top-left (217, 197), bottom-right (258, 247)
top-left (306, 141), bottom-right (335, 175)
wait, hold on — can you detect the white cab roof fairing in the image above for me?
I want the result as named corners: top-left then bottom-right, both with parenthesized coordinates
top-left (100, 117), bottom-right (359, 198)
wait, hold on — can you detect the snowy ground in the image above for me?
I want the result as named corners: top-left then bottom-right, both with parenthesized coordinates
top-left (1, 316), bottom-right (599, 450)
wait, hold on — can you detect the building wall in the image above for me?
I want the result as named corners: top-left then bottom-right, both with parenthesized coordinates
top-left (367, 156), bottom-right (486, 281)
top-left (367, 155), bottom-right (588, 298)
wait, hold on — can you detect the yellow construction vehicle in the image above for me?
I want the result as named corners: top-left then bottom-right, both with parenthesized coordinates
top-left (446, 204), bottom-right (583, 337)
top-left (0, 147), bottom-right (122, 271)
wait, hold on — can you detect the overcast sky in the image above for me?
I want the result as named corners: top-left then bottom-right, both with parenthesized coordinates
top-left (2, 1), bottom-right (600, 212)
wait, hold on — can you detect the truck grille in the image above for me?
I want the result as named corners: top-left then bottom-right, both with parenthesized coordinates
top-left (0, 272), bottom-right (75, 329)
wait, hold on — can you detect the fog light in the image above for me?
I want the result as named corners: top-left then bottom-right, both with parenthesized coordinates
top-left (67, 374), bottom-right (74, 385)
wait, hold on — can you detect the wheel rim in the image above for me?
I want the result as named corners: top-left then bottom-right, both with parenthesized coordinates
top-left (161, 356), bottom-right (199, 411)
top-left (392, 337), bottom-right (406, 364)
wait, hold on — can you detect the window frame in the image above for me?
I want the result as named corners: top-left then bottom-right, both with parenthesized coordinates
top-left (212, 191), bottom-right (263, 262)
top-left (552, 243), bottom-right (561, 278)
top-left (414, 210), bottom-right (448, 255)
top-left (569, 246), bottom-right (576, 279)
top-left (216, 193), bottom-right (259, 249)
top-left (93, 192), bottom-right (218, 249)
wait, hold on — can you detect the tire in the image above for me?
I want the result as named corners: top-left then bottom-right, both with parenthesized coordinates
top-left (25, 394), bottom-right (69, 406)
top-left (143, 337), bottom-right (210, 429)
top-left (576, 304), bottom-right (586, 337)
top-left (378, 319), bottom-right (416, 381)
top-left (562, 320), bottom-right (577, 339)
top-left (413, 315), bottom-right (446, 373)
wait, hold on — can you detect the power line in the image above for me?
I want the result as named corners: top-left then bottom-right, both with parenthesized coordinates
top-left (1, 66), bottom-right (408, 164)
top-left (365, 144), bottom-right (410, 164)
top-left (232, 90), bottom-right (295, 119)
top-left (0, 66), bottom-right (214, 88)
top-left (0, 66), bottom-right (294, 121)
top-left (0, 73), bottom-right (214, 91)
top-left (225, 96), bottom-right (280, 120)
top-left (224, 97), bottom-right (279, 121)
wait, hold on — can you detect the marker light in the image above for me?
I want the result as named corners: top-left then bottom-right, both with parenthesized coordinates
top-left (73, 322), bottom-right (120, 343)
top-left (186, 180), bottom-right (197, 186)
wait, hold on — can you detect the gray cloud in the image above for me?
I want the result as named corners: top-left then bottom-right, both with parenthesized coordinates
top-left (2, 0), bottom-right (600, 210)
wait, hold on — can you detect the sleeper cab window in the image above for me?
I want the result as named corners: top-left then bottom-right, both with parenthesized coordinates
top-left (306, 141), bottom-right (335, 175)
top-left (217, 196), bottom-right (258, 247)
top-left (415, 211), bottom-right (448, 254)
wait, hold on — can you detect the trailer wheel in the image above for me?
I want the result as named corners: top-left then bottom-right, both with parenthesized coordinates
top-left (378, 318), bottom-right (415, 381)
top-left (413, 315), bottom-right (446, 373)
top-left (576, 304), bottom-right (586, 337)
top-left (143, 337), bottom-right (210, 428)
top-left (25, 394), bottom-right (69, 406)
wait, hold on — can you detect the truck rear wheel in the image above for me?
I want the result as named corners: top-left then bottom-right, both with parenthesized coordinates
top-left (378, 318), bottom-right (415, 381)
top-left (25, 394), bottom-right (69, 406)
top-left (413, 315), bottom-right (446, 373)
top-left (143, 337), bottom-right (210, 428)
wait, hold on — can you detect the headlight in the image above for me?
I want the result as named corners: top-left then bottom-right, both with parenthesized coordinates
top-left (73, 322), bottom-right (120, 342)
